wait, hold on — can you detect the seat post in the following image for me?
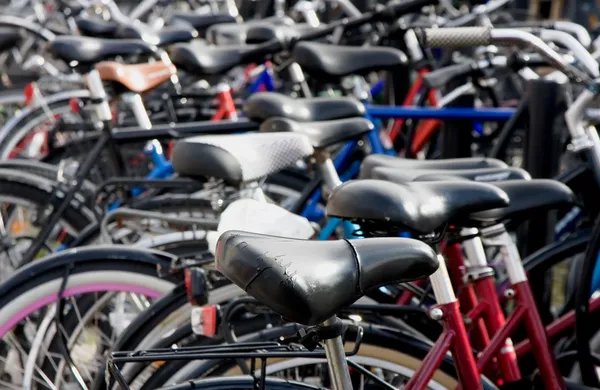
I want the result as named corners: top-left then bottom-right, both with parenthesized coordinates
top-left (314, 148), bottom-right (342, 189)
top-left (321, 316), bottom-right (352, 390)
top-left (85, 69), bottom-right (113, 123)
top-left (122, 92), bottom-right (152, 129)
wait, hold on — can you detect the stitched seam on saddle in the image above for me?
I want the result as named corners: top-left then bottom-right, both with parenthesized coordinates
top-left (344, 239), bottom-right (362, 295)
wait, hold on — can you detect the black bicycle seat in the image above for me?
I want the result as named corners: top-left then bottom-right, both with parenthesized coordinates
top-left (244, 92), bottom-right (365, 123)
top-left (326, 179), bottom-right (510, 234)
top-left (170, 41), bottom-right (255, 75)
top-left (360, 154), bottom-right (508, 178)
top-left (48, 36), bottom-right (156, 65)
top-left (172, 132), bottom-right (313, 184)
top-left (367, 166), bottom-right (531, 182)
top-left (292, 41), bottom-right (408, 79)
top-left (470, 180), bottom-right (575, 226)
top-left (169, 12), bottom-right (237, 35)
top-left (215, 231), bottom-right (438, 325)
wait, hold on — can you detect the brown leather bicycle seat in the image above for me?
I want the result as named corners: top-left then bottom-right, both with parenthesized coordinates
top-left (95, 61), bottom-right (176, 94)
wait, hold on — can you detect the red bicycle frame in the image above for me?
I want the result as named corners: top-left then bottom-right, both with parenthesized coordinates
top-left (211, 85), bottom-right (238, 121)
top-left (401, 227), bottom-right (567, 389)
top-left (387, 68), bottom-right (441, 156)
top-left (404, 259), bottom-right (482, 390)
top-left (168, 85), bottom-right (238, 158)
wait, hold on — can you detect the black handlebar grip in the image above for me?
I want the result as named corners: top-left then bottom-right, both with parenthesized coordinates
top-left (419, 27), bottom-right (492, 48)
top-left (422, 61), bottom-right (476, 88)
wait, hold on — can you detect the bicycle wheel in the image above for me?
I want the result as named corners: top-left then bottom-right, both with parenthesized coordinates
top-left (0, 90), bottom-right (90, 160)
top-left (93, 283), bottom-right (244, 390)
top-left (0, 168), bottom-right (95, 275)
top-left (0, 246), bottom-right (177, 389)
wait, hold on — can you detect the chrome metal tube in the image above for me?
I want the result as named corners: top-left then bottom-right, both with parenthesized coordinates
top-left (123, 93), bottom-right (152, 130)
top-left (538, 29), bottom-right (598, 77)
top-left (85, 70), bottom-right (112, 122)
top-left (461, 228), bottom-right (487, 267)
top-left (430, 255), bottom-right (457, 304)
top-left (554, 20), bottom-right (591, 49)
top-left (490, 29), bottom-right (571, 77)
top-left (322, 317), bottom-right (352, 390)
top-left (317, 158), bottom-right (342, 189)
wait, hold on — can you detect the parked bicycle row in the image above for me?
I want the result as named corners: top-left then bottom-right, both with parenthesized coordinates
top-left (1, 0), bottom-right (600, 388)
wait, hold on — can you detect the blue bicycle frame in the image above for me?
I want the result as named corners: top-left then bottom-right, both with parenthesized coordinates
top-left (129, 64), bottom-right (278, 195)
top-left (112, 70), bottom-right (518, 241)
top-left (311, 104), bottom-right (517, 240)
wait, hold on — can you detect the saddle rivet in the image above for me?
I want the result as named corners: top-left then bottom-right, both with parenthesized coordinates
top-left (429, 308), bottom-right (443, 321)
top-left (504, 289), bottom-right (515, 299)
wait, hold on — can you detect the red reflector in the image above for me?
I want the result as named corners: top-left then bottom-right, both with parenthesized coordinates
top-left (69, 98), bottom-right (80, 114)
top-left (23, 83), bottom-right (35, 106)
top-left (202, 306), bottom-right (217, 337)
top-left (191, 305), bottom-right (217, 336)
top-left (184, 268), bottom-right (192, 297)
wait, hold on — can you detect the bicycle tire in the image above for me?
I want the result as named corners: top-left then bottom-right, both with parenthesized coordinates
top-left (0, 90), bottom-right (91, 160)
top-left (0, 167), bottom-right (95, 230)
top-left (0, 246), bottom-right (178, 388)
top-left (0, 167), bottom-right (96, 274)
top-left (574, 216), bottom-right (600, 387)
top-left (0, 246), bottom-right (178, 336)
top-left (94, 283), bottom-right (245, 390)
top-left (0, 159), bottom-right (97, 197)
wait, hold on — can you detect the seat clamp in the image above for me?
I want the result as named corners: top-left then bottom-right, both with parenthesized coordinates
top-left (463, 266), bottom-right (495, 283)
top-left (298, 317), bottom-right (345, 351)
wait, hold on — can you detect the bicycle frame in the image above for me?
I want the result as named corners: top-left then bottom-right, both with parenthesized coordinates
top-left (403, 224), bottom-right (565, 389)
top-left (387, 68), bottom-right (442, 155)
top-left (247, 64), bottom-right (276, 93)
top-left (447, 234), bottom-right (522, 385)
top-left (308, 105), bottom-right (517, 237)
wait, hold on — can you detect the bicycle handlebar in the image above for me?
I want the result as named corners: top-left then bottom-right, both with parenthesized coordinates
top-left (443, 0), bottom-right (510, 27)
top-left (537, 29), bottom-right (599, 78)
top-left (0, 15), bottom-right (56, 41)
top-left (422, 61), bottom-right (476, 88)
top-left (243, 0), bottom-right (438, 64)
top-left (474, 0), bottom-right (511, 15)
top-left (420, 26), bottom-right (492, 47)
top-left (418, 27), bottom-right (596, 88)
top-left (503, 20), bottom-right (591, 49)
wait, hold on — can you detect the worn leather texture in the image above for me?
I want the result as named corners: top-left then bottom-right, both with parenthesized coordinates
top-left (216, 231), bottom-right (438, 325)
